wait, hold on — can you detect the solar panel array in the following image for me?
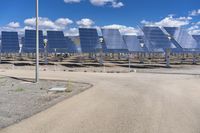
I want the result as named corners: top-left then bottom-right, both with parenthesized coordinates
top-left (24, 30), bottom-right (44, 53)
top-left (1, 27), bottom-right (199, 54)
top-left (142, 27), bottom-right (176, 52)
top-left (101, 29), bottom-right (128, 53)
top-left (47, 31), bottom-right (67, 53)
top-left (79, 28), bottom-right (102, 53)
top-left (164, 27), bottom-right (199, 51)
top-left (123, 35), bottom-right (148, 52)
top-left (1, 31), bottom-right (19, 53)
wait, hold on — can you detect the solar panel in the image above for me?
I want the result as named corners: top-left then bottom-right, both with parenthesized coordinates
top-left (101, 29), bottom-right (128, 53)
top-left (65, 36), bottom-right (78, 53)
top-left (79, 28), bottom-right (102, 53)
top-left (123, 35), bottom-right (148, 52)
top-left (1, 31), bottom-right (19, 53)
top-left (192, 35), bottom-right (200, 48)
top-left (21, 37), bottom-right (25, 46)
top-left (47, 31), bottom-right (67, 53)
top-left (164, 27), bottom-right (199, 51)
top-left (142, 27), bottom-right (178, 52)
top-left (69, 36), bottom-right (82, 53)
top-left (99, 36), bottom-right (108, 53)
top-left (24, 30), bottom-right (44, 53)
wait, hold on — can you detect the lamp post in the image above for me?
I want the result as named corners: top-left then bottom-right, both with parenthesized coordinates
top-left (35, 0), bottom-right (39, 83)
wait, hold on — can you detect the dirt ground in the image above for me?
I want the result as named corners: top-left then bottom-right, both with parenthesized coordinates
top-left (0, 69), bottom-right (200, 133)
top-left (0, 77), bottom-right (92, 129)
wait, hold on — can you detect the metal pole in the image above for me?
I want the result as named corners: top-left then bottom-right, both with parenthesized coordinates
top-left (0, 41), bottom-right (1, 64)
top-left (35, 0), bottom-right (39, 83)
top-left (128, 53), bottom-right (131, 72)
top-left (165, 48), bottom-right (170, 68)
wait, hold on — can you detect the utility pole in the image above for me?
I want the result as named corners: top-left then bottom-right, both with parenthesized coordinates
top-left (35, 0), bottom-right (39, 83)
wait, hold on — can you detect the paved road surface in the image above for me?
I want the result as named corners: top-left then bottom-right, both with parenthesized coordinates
top-left (0, 69), bottom-right (200, 133)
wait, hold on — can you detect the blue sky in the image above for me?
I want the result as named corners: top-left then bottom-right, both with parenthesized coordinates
top-left (0, 0), bottom-right (200, 35)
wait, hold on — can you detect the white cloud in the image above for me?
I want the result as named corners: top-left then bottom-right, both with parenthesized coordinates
top-left (102, 24), bottom-right (140, 35)
top-left (7, 22), bottom-right (20, 28)
top-left (188, 21), bottom-right (200, 35)
top-left (76, 18), bottom-right (94, 28)
top-left (90, 0), bottom-right (124, 8)
top-left (0, 24), bottom-right (28, 36)
top-left (64, 28), bottom-right (79, 36)
top-left (24, 17), bottom-right (73, 30)
top-left (64, 0), bottom-right (82, 3)
top-left (141, 16), bottom-right (191, 27)
top-left (189, 9), bottom-right (200, 16)
top-left (111, 1), bottom-right (123, 8)
top-left (55, 18), bottom-right (73, 26)
top-left (63, 0), bottom-right (124, 8)
top-left (196, 21), bottom-right (200, 25)
top-left (188, 28), bottom-right (200, 35)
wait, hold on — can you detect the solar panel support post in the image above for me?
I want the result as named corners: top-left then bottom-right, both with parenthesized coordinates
top-left (100, 49), bottom-right (104, 66)
top-left (192, 52), bottom-right (196, 64)
top-left (0, 47), bottom-right (1, 64)
top-left (165, 48), bottom-right (171, 68)
top-left (44, 39), bottom-right (48, 65)
top-left (35, 0), bottom-right (39, 83)
top-left (128, 53), bottom-right (131, 72)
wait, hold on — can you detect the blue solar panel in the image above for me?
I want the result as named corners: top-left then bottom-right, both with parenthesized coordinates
top-left (79, 28), bottom-right (102, 53)
top-left (1, 31), bottom-right (19, 53)
top-left (24, 30), bottom-right (44, 53)
top-left (65, 36), bottom-right (78, 53)
top-left (192, 35), bottom-right (200, 49)
top-left (47, 31), bottom-right (67, 53)
top-left (101, 29), bottom-right (128, 53)
top-left (123, 35), bottom-right (148, 52)
top-left (99, 36), bottom-right (108, 53)
top-left (142, 27), bottom-right (178, 52)
top-left (21, 37), bottom-right (25, 46)
top-left (164, 27), bottom-right (199, 51)
top-left (69, 36), bottom-right (82, 53)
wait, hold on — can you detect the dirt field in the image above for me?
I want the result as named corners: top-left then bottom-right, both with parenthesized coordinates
top-left (0, 77), bottom-right (92, 129)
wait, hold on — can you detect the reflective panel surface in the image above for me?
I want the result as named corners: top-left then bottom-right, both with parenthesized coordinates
top-left (79, 28), bottom-right (101, 53)
top-left (1, 31), bottom-right (19, 53)
top-left (24, 30), bottom-right (44, 53)
top-left (101, 29), bottom-right (128, 53)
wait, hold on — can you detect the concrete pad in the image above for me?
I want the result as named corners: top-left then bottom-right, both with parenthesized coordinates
top-left (48, 87), bottom-right (67, 92)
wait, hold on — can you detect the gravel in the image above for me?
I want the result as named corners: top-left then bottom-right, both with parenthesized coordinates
top-left (0, 77), bottom-right (92, 128)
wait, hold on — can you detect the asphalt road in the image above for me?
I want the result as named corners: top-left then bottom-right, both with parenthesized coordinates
top-left (0, 69), bottom-right (200, 133)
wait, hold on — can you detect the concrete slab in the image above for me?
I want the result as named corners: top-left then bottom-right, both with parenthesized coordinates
top-left (48, 87), bottom-right (67, 92)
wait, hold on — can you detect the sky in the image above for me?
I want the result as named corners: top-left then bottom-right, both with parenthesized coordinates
top-left (0, 0), bottom-right (200, 36)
